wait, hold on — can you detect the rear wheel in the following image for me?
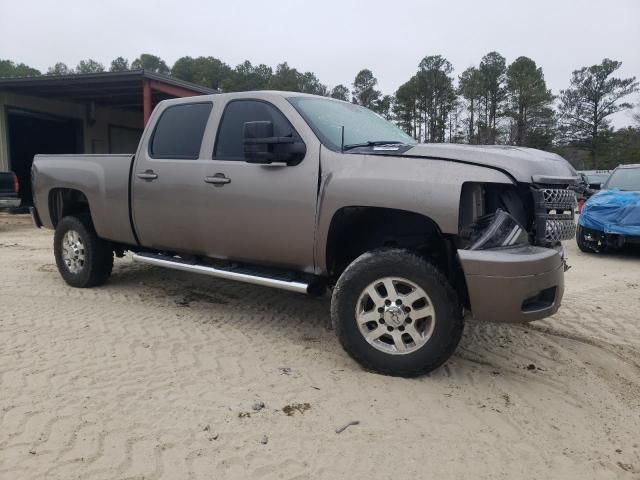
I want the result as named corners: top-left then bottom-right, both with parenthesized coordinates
top-left (54, 215), bottom-right (113, 287)
top-left (576, 225), bottom-right (601, 253)
top-left (331, 249), bottom-right (463, 377)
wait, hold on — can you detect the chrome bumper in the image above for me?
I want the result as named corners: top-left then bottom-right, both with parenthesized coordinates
top-left (458, 245), bottom-right (565, 323)
top-left (0, 198), bottom-right (21, 209)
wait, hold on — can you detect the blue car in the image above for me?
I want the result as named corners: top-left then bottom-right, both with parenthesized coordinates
top-left (577, 164), bottom-right (640, 253)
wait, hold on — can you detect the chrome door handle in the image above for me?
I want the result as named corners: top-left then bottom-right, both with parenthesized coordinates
top-left (136, 170), bottom-right (158, 181)
top-left (204, 173), bottom-right (231, 186)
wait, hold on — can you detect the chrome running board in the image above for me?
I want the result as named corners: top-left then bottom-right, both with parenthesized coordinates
top-left (132, 252), bottom-right (311, 294)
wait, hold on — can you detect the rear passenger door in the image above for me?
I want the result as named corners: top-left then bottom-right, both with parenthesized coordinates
top-left (201, 98), bottom-right (319, 271)
top-left (132, 101), bottom-right (213, 253)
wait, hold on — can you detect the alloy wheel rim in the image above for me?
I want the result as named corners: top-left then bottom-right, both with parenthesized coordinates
top-left (355, 277), bottom-right (436, 355)
top-left (62, 230), bottom-right (85, 274)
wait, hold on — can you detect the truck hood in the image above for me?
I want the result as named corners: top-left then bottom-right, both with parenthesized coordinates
top-left (397, 144), bottom-right (577, 184)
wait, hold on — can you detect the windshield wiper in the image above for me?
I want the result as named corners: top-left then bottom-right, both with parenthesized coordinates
top-left (342, 141), bottom-right (405, 151)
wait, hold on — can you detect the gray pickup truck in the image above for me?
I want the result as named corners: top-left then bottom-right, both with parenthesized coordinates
top-left (31, 91), bottom-right (577, 376)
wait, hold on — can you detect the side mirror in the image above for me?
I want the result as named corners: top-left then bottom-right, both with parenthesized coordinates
top-left (243, 121), bottom-right (306, 165)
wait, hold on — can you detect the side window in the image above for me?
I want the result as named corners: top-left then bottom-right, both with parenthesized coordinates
top-left (150, 102), bottom-right (212, 159)
top-left (214, 100), bottom-right (297, 160)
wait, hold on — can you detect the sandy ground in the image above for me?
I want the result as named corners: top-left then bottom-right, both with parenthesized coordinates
top-left (0, 212), bottom-right (639, 480)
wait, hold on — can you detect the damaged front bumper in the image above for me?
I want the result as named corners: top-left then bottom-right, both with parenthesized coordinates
top-left (458, 245), bottom-right (565, 323)
top-left (459, 206), bottom-right (569, 323)
top-left (456, 182), bottom-right (575, 323)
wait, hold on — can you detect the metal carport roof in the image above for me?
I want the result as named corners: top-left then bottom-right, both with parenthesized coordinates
top-left (0, 70), bottom-right (217, 123)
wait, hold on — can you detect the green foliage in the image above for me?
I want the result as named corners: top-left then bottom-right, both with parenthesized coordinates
top-left (171, 56), bottom-right (231, 90)
top-left (352, 69), bottom-right (381, 109)
top-left (505, 56), bottom-right (555, 148)
top-left (558, 58), bottom-right (638, 162)
top-left (478, 51), bottom-right (507, 144)
top-left (416, 55), bottom-right (456, 142)
top-left (267, 62), bottom-right (302, 91)
top-left (557, 127), bottom-right (640, 170)
top-left (220, 61), bottom-right (272, 91)
top-left (376, 95), bottom-right (393, 120)
top-left (47, 62), bottom-right (72, 75)
top-left (131, 53), bottom-right (170, 74)
top-left (330, 84), bottom-right (350, 101)
top-left (458, 66), bottom-right (483, 143)
top-left (350, 69), bottom-right (393, 117)
top-left (0, 59), bottom-right (41, 78)
top-left (391, 56), bottom-right (455, 142)
top-left (393, 76), bottom-right (420, 136)
top-left (248, 62), bottom-right (328, 94)
top-left (171, 58), bottom-right (328, 94)
top-left (75, 59), bottom-right (105, 74)
top-left (109, 57), bottom-right (130, 72)
top-left (604, 127), bottom-right (640, 167)
top-left (299, 71), bottom-right (328, 95)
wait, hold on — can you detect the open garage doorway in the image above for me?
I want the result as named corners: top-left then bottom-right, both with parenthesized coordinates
top-left (6, 109), bottom-right (83, 205)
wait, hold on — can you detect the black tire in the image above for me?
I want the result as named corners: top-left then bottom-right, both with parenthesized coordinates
top-left (576, 225), bottom-right (601, 253)
top-left (331, 249), bottom-right (463, 377)
top-left (54, 215), bottom-right (113, 288)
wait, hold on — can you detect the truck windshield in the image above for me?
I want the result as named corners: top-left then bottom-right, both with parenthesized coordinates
top-left (288, 96), bottom-right (416, 152)
top-left (604, 167), bottom-right (640, 191)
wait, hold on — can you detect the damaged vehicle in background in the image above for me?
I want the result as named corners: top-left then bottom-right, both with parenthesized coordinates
top-left (577, 164), bottom-right (640, 253)
top-left (573, 170), bottom-right (611, 212)
top-left (31, 92), bottom-right (577, 377)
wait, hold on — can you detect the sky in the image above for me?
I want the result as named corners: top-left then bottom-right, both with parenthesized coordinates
top-left (1, 0), bottom-right (639, 126)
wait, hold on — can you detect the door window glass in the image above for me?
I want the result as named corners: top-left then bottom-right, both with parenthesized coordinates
top-left (150, 102), bottom-right (212, 159)
top-left (214, 100), bottom-right (295, 160)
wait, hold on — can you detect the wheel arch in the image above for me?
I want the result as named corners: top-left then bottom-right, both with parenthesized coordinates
top-left (323, 206), bottom-right (454, 281)
top-left (48, 187), bottom-right (94, 228)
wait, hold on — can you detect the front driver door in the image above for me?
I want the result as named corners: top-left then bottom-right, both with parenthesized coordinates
top-left (200, 98), bottom-right (319, 271)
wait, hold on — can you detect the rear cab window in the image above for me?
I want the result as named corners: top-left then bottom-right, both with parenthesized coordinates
top-left (150, 102), bottom-right (212, 159)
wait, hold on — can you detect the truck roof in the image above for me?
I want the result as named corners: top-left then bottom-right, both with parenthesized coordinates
top-left (162, 90), bottom-right (341, 105)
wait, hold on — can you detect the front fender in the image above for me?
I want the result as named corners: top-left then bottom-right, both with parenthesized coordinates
top-left (314, 150), bottom-right (513, 273)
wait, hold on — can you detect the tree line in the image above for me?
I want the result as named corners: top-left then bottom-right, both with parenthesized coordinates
top-left (1, 52), bottom-right (638, 169)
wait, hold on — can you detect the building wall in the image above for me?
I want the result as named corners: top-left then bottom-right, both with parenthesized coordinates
top-left (0, 91), bottom-right (143, 171)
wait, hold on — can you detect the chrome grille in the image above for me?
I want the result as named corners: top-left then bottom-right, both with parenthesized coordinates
top-left (532, 188), bottom-right (577, 245)
top-left (541, 189), bottom-right (577, 209)
top-left (543, 217), bottom-right (577, 243)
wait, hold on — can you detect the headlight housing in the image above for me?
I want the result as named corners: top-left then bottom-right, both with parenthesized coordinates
top-left (468, 209), bottom-right (529, 250)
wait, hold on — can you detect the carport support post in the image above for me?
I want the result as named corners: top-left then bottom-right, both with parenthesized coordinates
top-left (143, 80), bottom-right (152, 126)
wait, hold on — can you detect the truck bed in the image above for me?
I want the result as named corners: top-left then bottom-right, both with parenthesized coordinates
top-left (32, 154), bottom-right (137, 245)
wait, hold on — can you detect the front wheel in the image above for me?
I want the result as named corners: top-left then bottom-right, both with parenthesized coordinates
top-left (54, 215), bottom-right (113, 288)
top-left (331, 249), bottom-right (464, 377)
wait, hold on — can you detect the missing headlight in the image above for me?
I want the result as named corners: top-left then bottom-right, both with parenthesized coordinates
top-left (468, 209), bottom-right (529, 250)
